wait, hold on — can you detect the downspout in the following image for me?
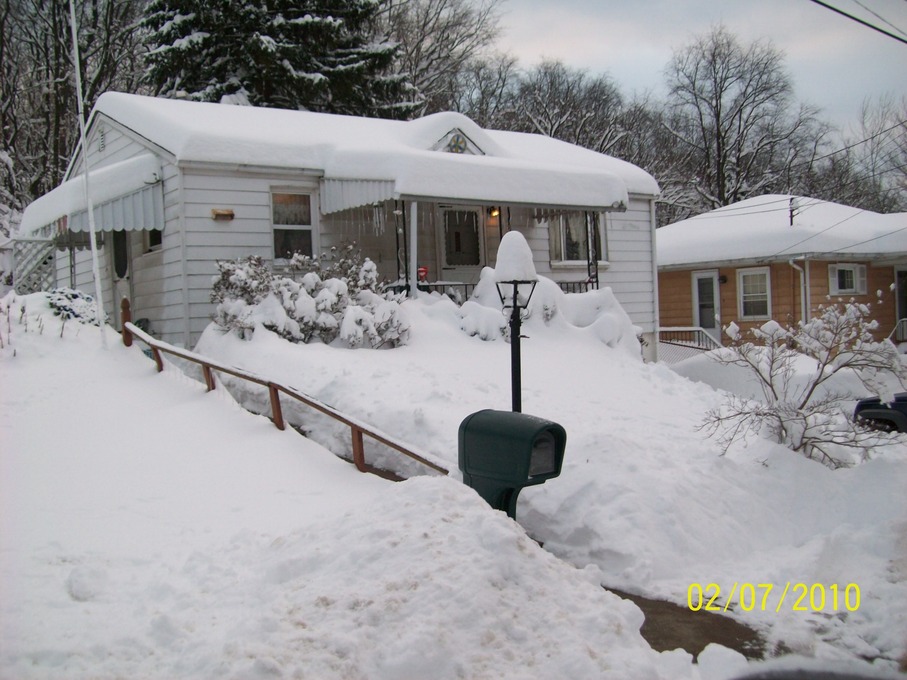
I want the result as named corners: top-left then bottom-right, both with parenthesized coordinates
top-left (179, 168), bottom-right (190, 348)
top-left (789, 258), bottom-right (807, 325)
top-left (649, 198), bottom-right (660, 362)
top-left (409, 200), bottom-right (419, 297)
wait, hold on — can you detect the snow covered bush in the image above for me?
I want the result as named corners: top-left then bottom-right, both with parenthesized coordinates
top-left (703, 298), bottom-right (907, 468)
top-left (210, 248), bottom-right (408, 349)
top-left (46, 288), bottom-right (106, 325)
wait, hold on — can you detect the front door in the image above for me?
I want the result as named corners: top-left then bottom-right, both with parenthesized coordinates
top-left (441, 208), bottom-right (483, 282)
top-left (111, 229), bottom-right (132, 328)
top-left (693, 270), bottom-right (721, 342)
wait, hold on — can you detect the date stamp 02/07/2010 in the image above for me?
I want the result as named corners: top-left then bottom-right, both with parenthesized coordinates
top-left (687, 582), bottom-right (861, 614)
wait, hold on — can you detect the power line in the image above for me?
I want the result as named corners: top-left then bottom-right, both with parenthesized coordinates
top-left (830, 223), bottom-right (907, 252)
top-left (772, 208), bottom-right (865, 256)
top-left (808, 0), bottom-right (907, 44)
top-left (789, 119), bottom-right (906, 170)
top-left (850, 0), bottom-right (907, 38)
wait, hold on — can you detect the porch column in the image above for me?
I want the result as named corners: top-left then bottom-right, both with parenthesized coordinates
top-left (409, 200), bottom-right (419, 297)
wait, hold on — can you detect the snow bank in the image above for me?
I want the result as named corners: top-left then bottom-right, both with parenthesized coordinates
top-left (461, 264), bottom-right (642, 356)
top-left (196, 290), bottom-right (907, 671)
top-left (0, 293), bottom-right (696, 679)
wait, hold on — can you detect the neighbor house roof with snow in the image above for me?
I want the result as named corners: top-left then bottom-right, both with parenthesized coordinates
top-left (657, 194), bottom-right (907, 269)
top-left (21, 93), bottom-right (659, 235)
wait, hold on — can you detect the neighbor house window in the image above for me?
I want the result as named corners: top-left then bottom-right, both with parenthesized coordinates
top-left (272, 192), bottom-right (313, 260)
top-left (737, 267), bottom-right (771, 319)
top-left (549, 211), bottom-right (606, 263)
top-left (829, 263), bottom-right (867, 295)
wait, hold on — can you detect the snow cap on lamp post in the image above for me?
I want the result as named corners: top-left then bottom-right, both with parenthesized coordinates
top-left (495, 231), bottom-right (537, 308)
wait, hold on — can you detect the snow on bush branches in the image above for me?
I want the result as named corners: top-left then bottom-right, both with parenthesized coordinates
top-left (210, 246), bottom-right (408, 349)
top-left (703, 298), bottom-right (907, 469)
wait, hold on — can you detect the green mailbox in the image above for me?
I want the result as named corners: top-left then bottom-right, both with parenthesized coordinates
top-left (458, 410), bottom-right (566, 519)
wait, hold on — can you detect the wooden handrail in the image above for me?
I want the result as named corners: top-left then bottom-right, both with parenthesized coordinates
top-left (120, 311), bottom-right (448, 477)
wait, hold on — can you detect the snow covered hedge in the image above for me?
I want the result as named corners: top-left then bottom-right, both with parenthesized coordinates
top-left (210, 246), bottom-right (408, 349)
top-left (703, 298), bottom-right (907, 468)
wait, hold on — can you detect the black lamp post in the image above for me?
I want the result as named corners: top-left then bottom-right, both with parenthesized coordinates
top-left (496, 279), bottom-right (537, 412)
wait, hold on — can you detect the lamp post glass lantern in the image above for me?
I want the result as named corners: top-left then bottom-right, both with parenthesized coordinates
top-left (496, 279), bottom-right (537, 413)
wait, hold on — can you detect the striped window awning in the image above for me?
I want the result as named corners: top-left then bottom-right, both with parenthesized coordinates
top-left (21, 154), bottom-right (164, 237)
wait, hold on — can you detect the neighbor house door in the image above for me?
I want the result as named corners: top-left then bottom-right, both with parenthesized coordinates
top-left (693, 270), bottom-right (721, 342)
top-left (441, 208), bottom-right (484, 282)
top-left (897, 269), bottom-right (907, 341)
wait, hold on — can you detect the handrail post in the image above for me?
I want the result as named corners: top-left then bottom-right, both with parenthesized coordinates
top-left (151, 347), bottom-right (164, 372)
top-left (351, 426), bottom-right (366, 472)
top-left (120, 298), bottom-right (132, 347)
top-left (202, 365), bottom-right (216, 392)
top-left (268, 383), bottom-right (285, 430)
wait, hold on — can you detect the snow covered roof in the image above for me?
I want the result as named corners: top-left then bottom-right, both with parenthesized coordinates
top-left (657, 194), bottom-right (907, 269)
top-left (21, 94), bottom-right (661, 235)
top-left (104, 92), bottom-right (657, 203)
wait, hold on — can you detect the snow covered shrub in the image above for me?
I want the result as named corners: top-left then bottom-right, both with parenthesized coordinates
top-left (210, 249), bottom-right (408, 348)
top-left (703, 298), bottom-right (907, 468)
top-left (47, 288), bottom-right (105, 325)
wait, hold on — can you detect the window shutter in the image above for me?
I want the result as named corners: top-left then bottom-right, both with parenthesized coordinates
top-left (857, 264), bottom-right (867, 294)
top-left (829, 265), bottom-right (838, 293)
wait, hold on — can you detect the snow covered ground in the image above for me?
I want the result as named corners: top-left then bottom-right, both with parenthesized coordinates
top-left (2, 282), bottom-right (906, 678)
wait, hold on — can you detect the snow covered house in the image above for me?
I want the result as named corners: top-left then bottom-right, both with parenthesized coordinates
top-left (19, 92), bottom-right (660, 355)
top-left (657, 195), bottom-right (907, 346)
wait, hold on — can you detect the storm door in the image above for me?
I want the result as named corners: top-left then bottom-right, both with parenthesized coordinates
top-left (693, 270), bottom-right (721, 342)
top-left (111, 230), bottom-right (132, 328)
top-left (441, 208), bottom-right (483, 282)
top-left (897, 269), bottom-right (907, 341)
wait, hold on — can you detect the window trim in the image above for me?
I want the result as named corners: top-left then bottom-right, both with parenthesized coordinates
top-left (737, 266), bottom-right (772, 320)
top-left (828, 263), bottom-right (867, 296)
top-left (271, 191), bottom-right (316, 263)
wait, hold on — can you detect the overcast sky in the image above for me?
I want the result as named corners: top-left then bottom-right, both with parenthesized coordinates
top-left (496, 0), bottom-right (907, 133)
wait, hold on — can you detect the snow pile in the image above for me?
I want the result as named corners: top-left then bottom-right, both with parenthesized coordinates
top-left (0, 293), bottom-right (697, 679)
top-left (5, 289), bottom-right (907, 676)
top-left (196, 290), bottom-right (907, 671)
top-left (458, 233), bottom-right (641, 356)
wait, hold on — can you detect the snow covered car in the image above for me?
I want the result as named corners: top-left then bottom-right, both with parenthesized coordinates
top-left (853, 393), bottom-right (907, 432)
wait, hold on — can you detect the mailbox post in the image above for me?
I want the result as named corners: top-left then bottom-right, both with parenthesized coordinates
top-left (458, 409), bottom-right (566, 519)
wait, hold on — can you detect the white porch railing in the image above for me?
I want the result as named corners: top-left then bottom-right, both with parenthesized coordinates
top-left (889, 319), bottom-right (907, 343)
top-left (13, 238), bottom-right (55, 294)
top-left (658, 326), bottom-right (722, 364)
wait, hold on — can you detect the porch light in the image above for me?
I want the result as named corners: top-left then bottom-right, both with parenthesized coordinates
top-left (488, 206), bottom-right (500, 218)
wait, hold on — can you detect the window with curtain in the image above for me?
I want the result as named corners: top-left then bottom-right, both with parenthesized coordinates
top-left (272, 193), bottom-right (313, 260)
top-left (548, 211), bottom-right (606, 263)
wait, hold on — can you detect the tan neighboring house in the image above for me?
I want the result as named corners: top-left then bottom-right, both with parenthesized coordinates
top-left (657, 194), bottom-right (907, 348)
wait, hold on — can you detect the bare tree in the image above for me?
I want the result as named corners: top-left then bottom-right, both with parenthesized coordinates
top-left (1, 0), bottom-right (145, 220)
top-left (663, 25), bottom-right (822, 213)
top-left (378, 0), bottom-right (501, 116)
top-left (703, 298), bottom-right (907, 468)
top-left (509, 60), bottom-right (624, 154)
top-left (450, 52), bottom-right (519, 129)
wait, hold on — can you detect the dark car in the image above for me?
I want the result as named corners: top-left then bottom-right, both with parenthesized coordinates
top-left (854, 392), bottom-right (907, 432)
